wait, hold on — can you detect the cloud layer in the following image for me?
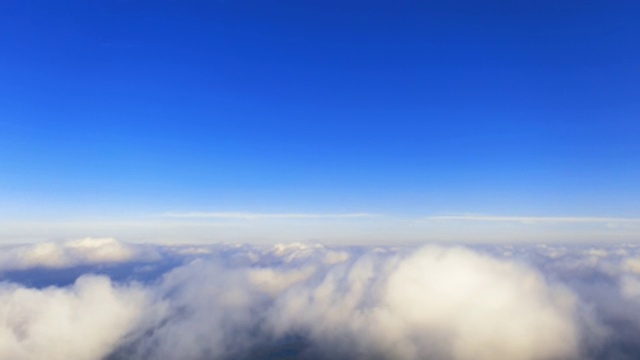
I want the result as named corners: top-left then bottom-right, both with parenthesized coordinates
top-left (0, 276), bottom-right (146, 360)
top-left (426, 215), bottom-right (640, 225)
top-left (160, 212), bottom-right (377, 220)
top-left (0, 238), bottom-right (160, 271)
top-left (2, 239), bottom-right (640, 359)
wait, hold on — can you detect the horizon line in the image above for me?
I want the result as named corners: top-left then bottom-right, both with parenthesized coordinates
top-left (425, 215), bottom-right (640, 224)
top-left (159, 211), bottom-right (379, 220)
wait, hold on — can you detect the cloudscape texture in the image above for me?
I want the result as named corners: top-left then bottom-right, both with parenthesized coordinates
top-left (1, 1), bottom-right (639, 359)
top-left (2, 238), bottom-right (640, 359)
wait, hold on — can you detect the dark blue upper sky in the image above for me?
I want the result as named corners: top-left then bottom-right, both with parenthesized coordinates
top-left (1, 0), bottom-right (639, 225)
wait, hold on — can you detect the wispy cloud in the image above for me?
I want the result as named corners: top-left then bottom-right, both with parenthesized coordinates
top-left (160, 212), bottom-right (378, 220)
top-left (425, 215), bottom-right (640, 224)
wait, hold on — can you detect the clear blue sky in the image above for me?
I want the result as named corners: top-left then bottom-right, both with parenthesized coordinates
top-left (1, 1), bottom-right (639, 242)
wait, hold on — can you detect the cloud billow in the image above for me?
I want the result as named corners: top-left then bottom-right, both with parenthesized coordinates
top-left (2, 239), bottom-right (640, 359)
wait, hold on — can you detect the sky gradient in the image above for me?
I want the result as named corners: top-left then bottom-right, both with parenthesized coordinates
top-left (1, 1), bottom-right (639, 243)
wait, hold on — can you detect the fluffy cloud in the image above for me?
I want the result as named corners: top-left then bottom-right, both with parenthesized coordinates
top-left (3, 241), bottom-right (640, 359)
top-left (0, 275), bottom-right (146, 360)
top-left (0, 238), bottom-right (160, 271)
top-left (265, 246), bottom-right (580, 360)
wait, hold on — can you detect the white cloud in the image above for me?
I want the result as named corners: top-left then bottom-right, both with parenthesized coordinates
top-left (0, 238), bottom-right (160, 271)
top-left (266, 246), bottom-right (581, 360)
top-left (0, 275), bottom-right (146, 360)
top-left (159, 211), bottom-right (378, 220)
top-left (109, 244), bottom-right (587, 360)
top-left (6, 241), bottom-right (640, 359)
top-left (425, 214), bottom-right (640, 225)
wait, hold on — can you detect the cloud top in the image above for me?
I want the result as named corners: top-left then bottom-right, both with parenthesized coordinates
top-left (0, 275), bottom-right (146, 360)
top-left (0, 238), bottom-right (159, 271)
top-left (1, 241), bottom-right (640, 359)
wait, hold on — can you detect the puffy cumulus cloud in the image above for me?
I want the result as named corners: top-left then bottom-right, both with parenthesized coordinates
top-left (382, 247), bottom-right (578, 360)
top-left (0, 238), bottom-right (160, 271)
top-left (266, 246), bottom-right (580, 360)
top-left (622, 257), bottom-right (640, 274)
top-left (0, 275), bottom-right (147, 360)
top-left (486, 244), bottom-right (640, 359)
top-left (115, 260), bottom-right (271, 360)
top-left (107, 244), bottom-right (585, 360)
top-left (8, 241), bottom-right (640, 359)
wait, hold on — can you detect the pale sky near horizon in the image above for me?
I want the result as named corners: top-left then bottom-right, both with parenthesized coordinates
top-left (1, 1), bottom-right (639, 243)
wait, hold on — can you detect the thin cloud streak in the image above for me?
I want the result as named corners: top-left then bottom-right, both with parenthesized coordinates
top-left (426, 215), bottom-right (640, 224)
top-left (160, 212), bottom-right (379, 220)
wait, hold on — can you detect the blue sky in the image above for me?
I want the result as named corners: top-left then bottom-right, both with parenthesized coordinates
top-left (1, 1), bottom-right (639, 243)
